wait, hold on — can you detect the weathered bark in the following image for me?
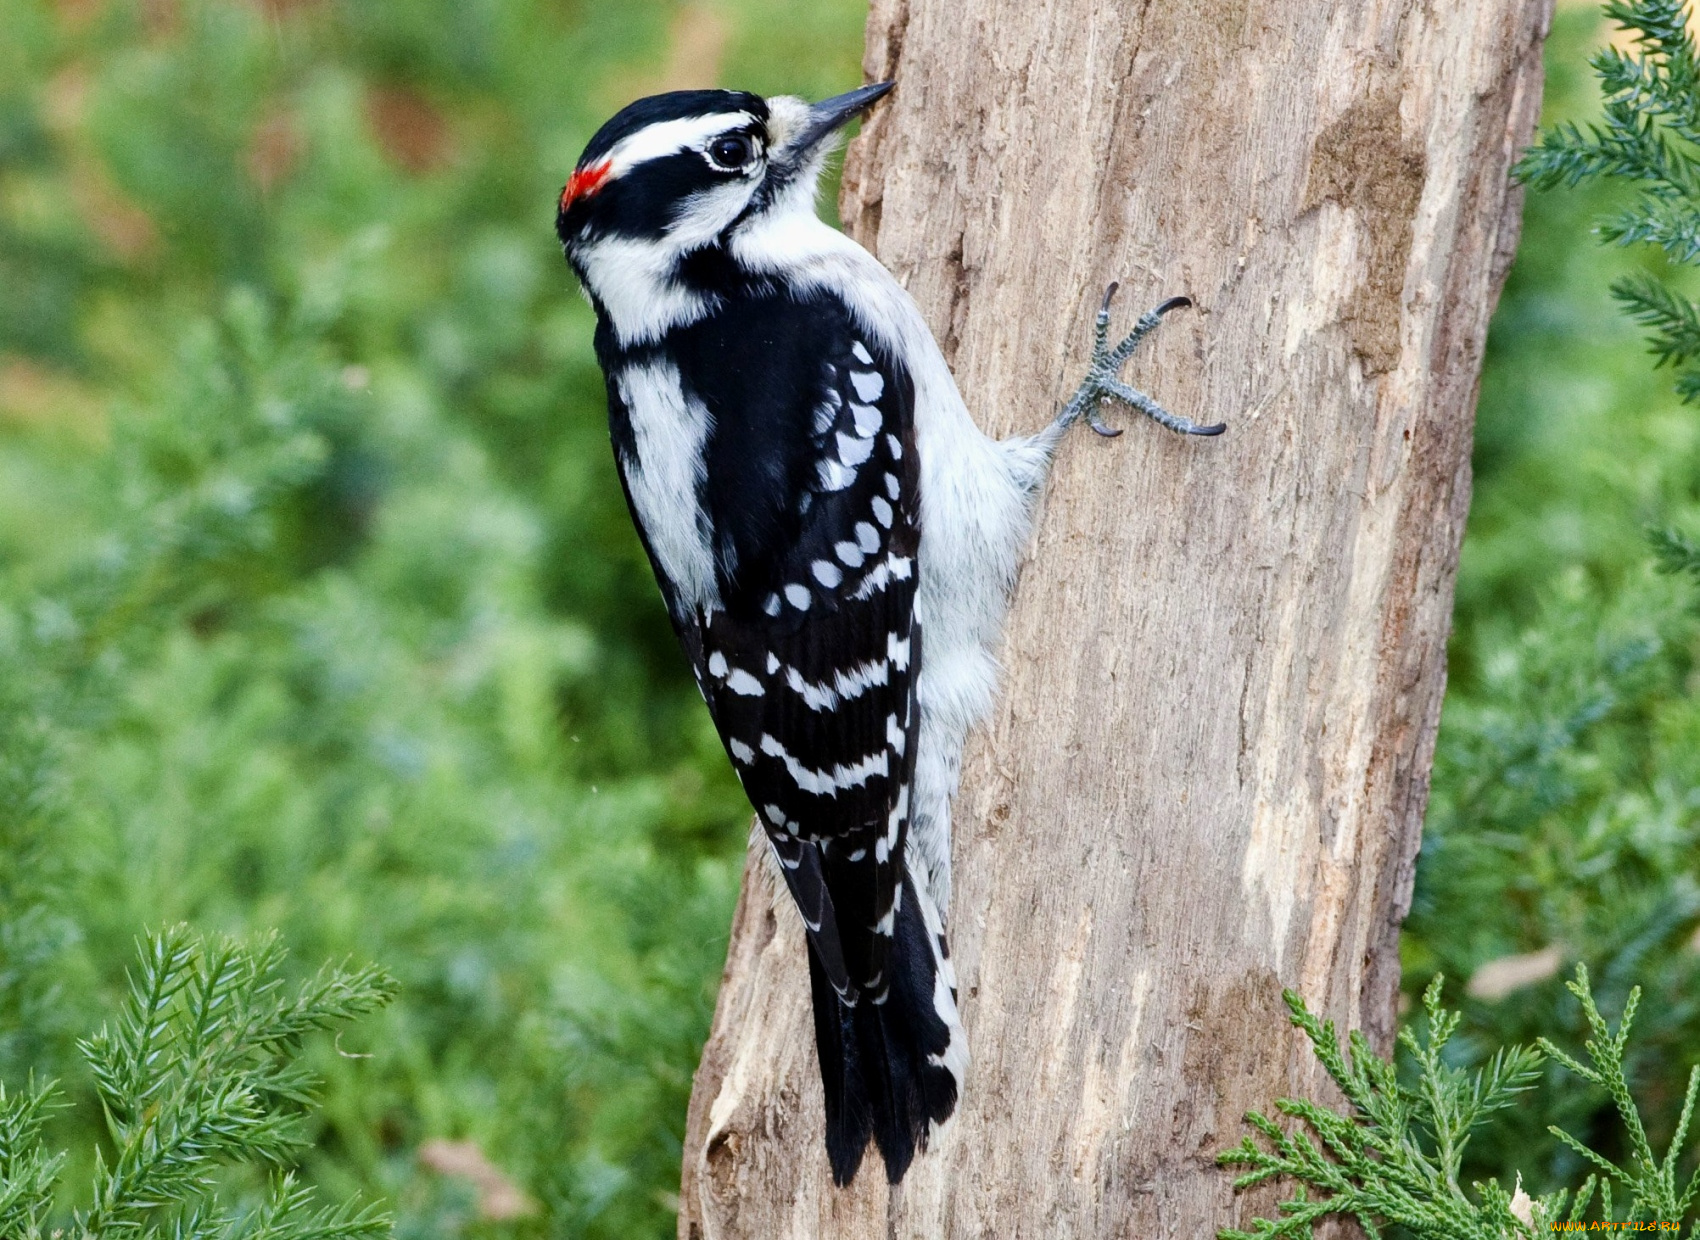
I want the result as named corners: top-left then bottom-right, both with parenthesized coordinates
top-left (679, 0), bottom-right (1552, 1235)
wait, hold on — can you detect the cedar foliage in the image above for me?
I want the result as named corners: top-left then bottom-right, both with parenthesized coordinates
top-left (0, 925), bottom-right (393, 1240)
top-left (1220, 970), bottom-right (1700, 1238)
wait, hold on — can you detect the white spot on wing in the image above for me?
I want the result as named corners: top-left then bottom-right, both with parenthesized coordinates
top-left (888, 632), bottom-right (911, 671)
top-left (819, 459), bottom-right (856, 491)
top-left (835, 541), bottom-right (865, 568)
top-left (855, 522), bottom-right (879, 553)
top-left (837, 432), bottom-right (874, 466)
top-left (782, 657), bottom-right (889, 711)
top-left (871, 496), bottom-right (893, 528)
top-left (812, 560), bottom-right (843, 588)
top-left (729, 738), bottom-right (755, 763)
top-left (707, 651), bottom-right (728, 678)
top-left (850, 371), bottom-right (884, 402)
top-left (758, 734), bottom-right (890, 796)
top-left (726, 669), bottom-right (765, 696)
top-left (851, 403), bottom-right (882, 437)
top-left (785, 583), bottom-right (811, 610)
top-left (851, 341), bottom-right (873, 364)
top-left (853, 561), bottom-right (891, 599)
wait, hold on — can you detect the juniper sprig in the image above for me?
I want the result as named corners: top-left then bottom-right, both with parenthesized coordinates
top-left (0, 926), bottom-right (394, 1240)
top-left (1516, 0), bottom-right (1700, 402)
top-left (1219, 968), bottom-right (1699, 1238)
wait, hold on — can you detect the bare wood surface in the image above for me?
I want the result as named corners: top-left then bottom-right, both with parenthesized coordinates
top-left (679, 1), bottom-right (1554, 1235)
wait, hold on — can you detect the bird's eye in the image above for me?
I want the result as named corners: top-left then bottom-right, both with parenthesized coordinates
top-left (709, 134), bottom-right (753, 169)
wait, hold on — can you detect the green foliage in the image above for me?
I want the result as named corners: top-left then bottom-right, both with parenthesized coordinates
top-left (1221, 968), bottom-right (1700, 1238)
top-left (1518, 1), bottom-right (1700, 401)
top-left (0, 1081), bottom-right (65, 1239)
top-left (0, 925), bottom-right (393, 1240)
top-left (0, 0), bottom-right (863, 1236)
top-left (1536, 977), bottom-right (1700, 1227)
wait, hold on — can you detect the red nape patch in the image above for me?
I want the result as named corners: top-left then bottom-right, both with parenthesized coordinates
top-left (559, 160), bottom-right (612, 212)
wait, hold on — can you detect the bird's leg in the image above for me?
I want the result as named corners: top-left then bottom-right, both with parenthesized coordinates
top-left (1054, 283), bottom-right (1226, 438)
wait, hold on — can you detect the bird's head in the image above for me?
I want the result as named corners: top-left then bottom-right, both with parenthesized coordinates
top-left (556, 82), bottom-right (893, 288)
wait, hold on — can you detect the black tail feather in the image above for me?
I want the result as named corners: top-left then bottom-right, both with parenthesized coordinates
top-left (808, 943), bottom-right (874, 1186)
top-left (808, 873), bottom-right (962, 1187)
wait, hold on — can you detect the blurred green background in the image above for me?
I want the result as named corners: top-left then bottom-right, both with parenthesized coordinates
top-left (2, 0), bottom-right (1699, 1233)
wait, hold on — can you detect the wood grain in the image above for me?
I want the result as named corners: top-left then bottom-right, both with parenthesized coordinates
top-left (680, 0), bottom-right (1554, 1234)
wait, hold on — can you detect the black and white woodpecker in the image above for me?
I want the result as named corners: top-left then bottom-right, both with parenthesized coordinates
top-left (556, 81), bottom-right (1222, 1188)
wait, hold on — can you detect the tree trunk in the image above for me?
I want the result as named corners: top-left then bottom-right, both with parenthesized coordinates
top-left (678, 0), bottom-right (1553, 1235)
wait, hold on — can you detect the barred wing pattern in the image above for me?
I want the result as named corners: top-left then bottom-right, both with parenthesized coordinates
top-left (696, 335), bottom-right (921, 1005)
top-left (603, 292), bottom-right (958, 1185)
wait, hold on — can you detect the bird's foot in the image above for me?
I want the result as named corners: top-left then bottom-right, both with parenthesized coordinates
top-left (1054, 284), bottom-right (1225, 438)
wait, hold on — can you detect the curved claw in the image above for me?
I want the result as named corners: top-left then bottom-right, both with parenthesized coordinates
top-left (1100, 282), bottom-right (1121, 315)
top-left (1089, 413), bottom-right (1124, 437)
top-left (1156, 295), bottom-right (1193, 316)
top-left (1187, 421), bottom-right (1228, 437)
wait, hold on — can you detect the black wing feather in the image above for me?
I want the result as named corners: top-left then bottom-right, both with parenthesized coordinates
top-left (601, 287), bottom-right (950, 1186)
top-left (678, 296), bottom-right (921, 1007)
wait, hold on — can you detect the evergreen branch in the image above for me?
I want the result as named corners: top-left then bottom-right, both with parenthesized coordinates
top-left (1516, 0), bottom-right (1700, 403)
top-left (1218, 978), bottom-right (1543, 1240)
top-left (1597, 197), bottom-right (1700, 262)
top-left (1611, 272), bottom-right (1700, 368)
top-left (1647, 525), bottom-right (1700, 576)
top-left (0, 928), bottom-right (395, 1239)
top-left (81, 925), bottom-right (199, 1130)
top-left (1220, 968), bottom-right (1700, 1237)
top-left (231, 1176), bottom-right (390, 1240)
top-left (0, 1079), bottom-right (65, 1239)
top-left (1538, 966), bottom-right (1694, 1223)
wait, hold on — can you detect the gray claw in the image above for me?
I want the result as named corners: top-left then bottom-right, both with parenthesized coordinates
top-left (1056, 284), bottom-right (1220, 439)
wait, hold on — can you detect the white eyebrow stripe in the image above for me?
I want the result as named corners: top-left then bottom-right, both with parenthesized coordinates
top-left (604, 113), bottom-right (758, 177)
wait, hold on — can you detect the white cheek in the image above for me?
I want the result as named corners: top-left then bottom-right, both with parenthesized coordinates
top-left (576, 235), bottom-right (713, 346)
top-left (670, 177), bottom-right (762, 248)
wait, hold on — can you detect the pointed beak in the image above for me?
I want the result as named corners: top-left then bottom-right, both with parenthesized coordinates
top-left (788, 81), bottom-right (895, 156)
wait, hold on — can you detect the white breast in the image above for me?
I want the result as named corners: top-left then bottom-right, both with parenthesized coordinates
top-left (616, 359), bottom-right (720, 612)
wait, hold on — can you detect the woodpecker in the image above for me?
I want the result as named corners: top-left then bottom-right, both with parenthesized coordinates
top-left (556, 81), bottom-right (1221, 1188)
